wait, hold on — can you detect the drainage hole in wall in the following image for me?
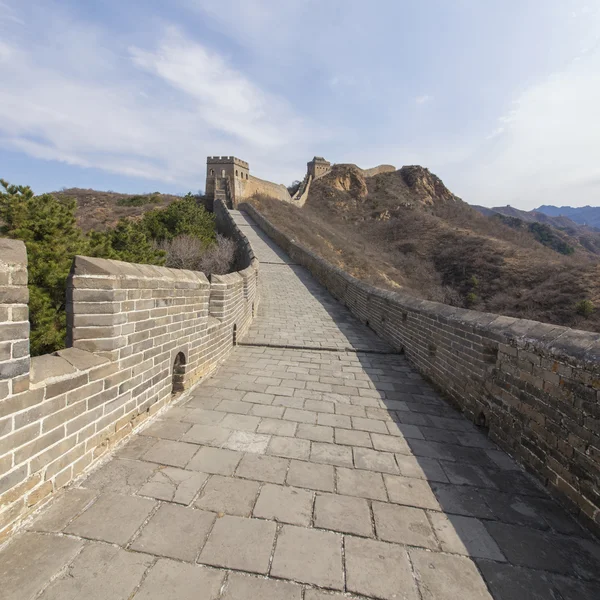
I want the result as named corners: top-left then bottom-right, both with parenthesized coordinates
top-left (476, 411), bottom-right (489, 431)
top-left (172, 352), bottom-right (186, 394)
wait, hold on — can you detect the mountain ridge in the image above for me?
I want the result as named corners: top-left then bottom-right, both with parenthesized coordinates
top-left (248, 163), bottom-right (600, 333)
top-left (471, 204), bottom-right (600, 256)
top-left (535, 204), bottom-right (600, 228)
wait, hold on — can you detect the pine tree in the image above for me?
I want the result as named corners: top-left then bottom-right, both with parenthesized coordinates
top-left (0, 180), bottom-right (88, 354)
top-left (141, 194), bottom-right (216, 244)
top-left (89, 220), bottom-right (165, 265)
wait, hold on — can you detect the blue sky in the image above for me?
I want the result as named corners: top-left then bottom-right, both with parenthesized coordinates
top-left (0, 0), bottom-right (599, 209)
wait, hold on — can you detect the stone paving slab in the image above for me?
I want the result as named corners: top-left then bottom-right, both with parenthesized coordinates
top-left (1, 210), bottom-right (599, 600)
top-left (38, 543), bottom-right (153, 600)
top-left (0, 533), bottom-right (83, 600)
top-left (130, 503), bottom-right (215, 561)
top-left (133, 559), bottom-right (225, 600)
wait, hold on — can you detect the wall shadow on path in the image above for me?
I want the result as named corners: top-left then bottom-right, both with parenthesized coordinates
top-left (239, 212), bottom-right (600, 600)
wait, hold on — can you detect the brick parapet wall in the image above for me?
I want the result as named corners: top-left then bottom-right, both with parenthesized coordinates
top-left (291, 174), bottom-right (313, 207)
top-left (240, 202), bottom-right (600, 535)
top-left (237, 175), bottom-right (292, 206)
top-left (0, 200), bottom-right (258, 541)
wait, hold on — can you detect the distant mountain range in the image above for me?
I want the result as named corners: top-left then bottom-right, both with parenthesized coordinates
top-left (471, 204), bottom-right (600, 256)
top-left (535, 205), bottom-right (600, 229)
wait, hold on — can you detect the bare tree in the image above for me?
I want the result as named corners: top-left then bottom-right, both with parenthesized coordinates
top-left (158, 234), bottom-right (236, 275)
top-left (157, 235), bottom-right (203, 270)
top-left (198, 235), bottom-right (236, 274)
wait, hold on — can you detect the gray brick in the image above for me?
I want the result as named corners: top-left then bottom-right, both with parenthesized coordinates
top-left (296, 423), bottom-right (333, 443)
top-left (336, 467), bottom-right (387, 501)
top-left (130, 503), bottom-right (215, 561)
top-left (271, 525), bottom-right (343, 589)
top-left (353, 447), bottom-right (399, 474)
top-left (334, 428), bottom-right (372, 447)
top-left (267, 436), bottom-right (310, 460)
top-left (235, 453), bottom-right (289, 484)
top-left (65, 493), bottom-right (156, 545)
top-left (134, 559), bottom-right (225, 600)
top-left (222, 572), bottom-right (302, 600)
top-left (314, 493), bottom-right (373, 537)
top-left (372, 502), bottom-right (438, 549)
top-left (286, 459), bottom-right (334, 492)
top-left (345, 536), bottom-right (418, 600)
top-left (199, 515), bottom-right (276, 574)
top-left (187, 447), bottom-right (242, 475)
top-left (310, 442), bottom-right (353, 467)
top-left (253, 483), bottom-right (313, 525)
top-left (257, 418), bottom-right (297, 437)
top-left (410, 548), bottom-right (493, 600)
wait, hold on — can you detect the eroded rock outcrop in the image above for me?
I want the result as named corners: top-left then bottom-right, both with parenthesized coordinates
top-left (399, 165), bottom-right (458, 205)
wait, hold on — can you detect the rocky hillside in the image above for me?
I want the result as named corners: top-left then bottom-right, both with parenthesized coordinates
top-left (52, 188), bottom-right (184, 231)
top-left (249, 164), bottom-right (600, 333)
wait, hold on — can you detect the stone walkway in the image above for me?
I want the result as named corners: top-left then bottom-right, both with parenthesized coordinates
top-left (2, 211), bottom-right (599, 600)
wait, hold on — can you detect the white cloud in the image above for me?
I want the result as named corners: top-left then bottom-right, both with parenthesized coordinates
top-left (129, 28), bottom-right (313, 149)
top-left (0, 40), bottom-right (13, 61)
top-left (0, 1), bottom-right (24, 25)
top-left (0, 10), bottom-right (325, 190)
top-left (329, 75), bottom-right (357, 88)
top-left (415, 94), bottom-right (432, 105)
top-left (459, 44), bottom-right (600, 208)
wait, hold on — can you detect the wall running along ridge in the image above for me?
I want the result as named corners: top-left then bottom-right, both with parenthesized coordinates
top-left (291, 173), bottom-right (313, 207)
top-left (236, 175), bottom-right (292, 205)
top-left (240, 202), bottom-right (600, 536)
top-left (0, 199), bottom-right (258, 541)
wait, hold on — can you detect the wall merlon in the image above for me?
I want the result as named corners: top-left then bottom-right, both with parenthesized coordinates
top-left (207, 156), bottom-right (249, 168)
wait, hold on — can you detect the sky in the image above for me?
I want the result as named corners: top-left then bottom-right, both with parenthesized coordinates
top-left (0, 0), bottom-right (599, 209)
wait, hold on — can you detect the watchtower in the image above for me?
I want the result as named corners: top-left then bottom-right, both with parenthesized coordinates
top-left (307, 156), bottom-right (331, 180)
top-left (205, 156), bottom-right (250, 210)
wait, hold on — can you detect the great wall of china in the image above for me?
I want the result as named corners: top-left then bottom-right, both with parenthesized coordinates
top-left (0, 155), bottom-right (599, 599)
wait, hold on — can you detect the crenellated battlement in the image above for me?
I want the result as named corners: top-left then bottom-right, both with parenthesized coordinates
top-left (207, 156), bottom-right (249, 169)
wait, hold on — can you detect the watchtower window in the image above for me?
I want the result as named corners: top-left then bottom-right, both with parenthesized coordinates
top-left (246, 173), bottom-right (248, 179)
top-left (236, 169), bottom-right (239, 176)
top-left (221, 169), bottom-right (226, 177)
top-left (210, 168), bottom-right (214, 176)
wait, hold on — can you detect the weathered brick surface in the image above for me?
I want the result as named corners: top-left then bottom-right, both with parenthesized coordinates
top-left (241, 202), bottom-right (600, 535)
top-left (0, 200), bottom-right (258, 540)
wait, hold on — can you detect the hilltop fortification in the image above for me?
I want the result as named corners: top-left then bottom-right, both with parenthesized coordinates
top-left (205, 156), bottom-right (291, 210)
top-left (204, 155), bottom-right (395, 209)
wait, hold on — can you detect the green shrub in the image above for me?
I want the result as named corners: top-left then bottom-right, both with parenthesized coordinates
top-left (89, 220), bottom-right (165, 265)
top-left (0, 181), bottom-right (216, 355)
top-left (529, 222), bottom-right (575, 255)
top-left (575, 299), bottom-right (595, 317)
top-left (141, 194), bottom-right (216, 244)
top-left (465, 292), bottom-right (479, 307)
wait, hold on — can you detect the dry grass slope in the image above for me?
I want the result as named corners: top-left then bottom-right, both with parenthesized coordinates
top-left (249, 164), bottom-right (600, 332)
top-left (53, 188), bottom-right (184, 231)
